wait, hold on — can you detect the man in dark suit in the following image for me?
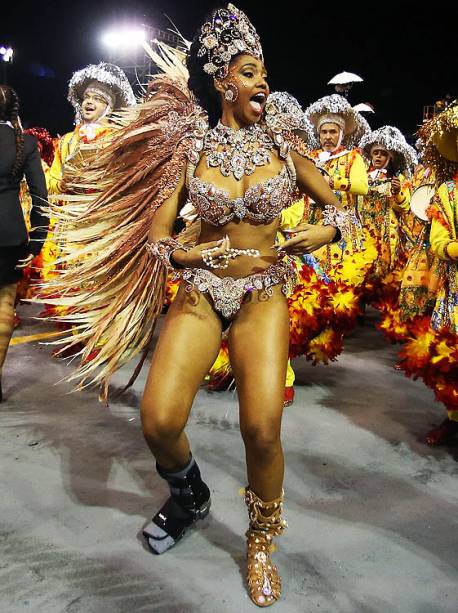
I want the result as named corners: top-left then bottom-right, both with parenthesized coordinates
top-left (0, 125), bottom-right (49, 263)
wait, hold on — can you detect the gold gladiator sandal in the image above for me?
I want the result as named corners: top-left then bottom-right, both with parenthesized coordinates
top-left (244, 487), bottom-right (287, 607)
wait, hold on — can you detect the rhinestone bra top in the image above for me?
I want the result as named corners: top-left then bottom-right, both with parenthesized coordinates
top-left (188, 164), bottom-right (295, 227)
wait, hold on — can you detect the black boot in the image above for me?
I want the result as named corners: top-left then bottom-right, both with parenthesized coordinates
top-left (143, 455), bottom-right (211, 554)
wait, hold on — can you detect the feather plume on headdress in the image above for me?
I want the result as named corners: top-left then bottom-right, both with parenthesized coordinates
top-left (418, 102), bottom-right (458, 186)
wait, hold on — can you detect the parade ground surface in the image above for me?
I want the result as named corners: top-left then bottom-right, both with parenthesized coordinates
top-left (1, 306), bottom-right (457, 613)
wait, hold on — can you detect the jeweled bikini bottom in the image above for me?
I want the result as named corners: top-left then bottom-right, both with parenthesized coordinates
top-left (175, 260), bottom-right (297, 321)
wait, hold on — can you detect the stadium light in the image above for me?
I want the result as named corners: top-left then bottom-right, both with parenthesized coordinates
top-left (101, 28), bottom-right (146, 50)
top-left (0, 46), bottom-right (14, 63)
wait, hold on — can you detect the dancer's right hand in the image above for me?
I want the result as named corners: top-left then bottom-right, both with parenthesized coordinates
top-left (172, 235), bottom-right (232, 269)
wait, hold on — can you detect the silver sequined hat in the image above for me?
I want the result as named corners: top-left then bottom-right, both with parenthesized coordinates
top-left (359, 126), bottom-right (418, 174)
top-left (305, 94), bottom-right (370, 148)
top-left (264, 91), bottom-right (315, 147)
top-left (68, 62), bottom-right (136, 121)
top-left (198, 3), bottom-right (263, 80)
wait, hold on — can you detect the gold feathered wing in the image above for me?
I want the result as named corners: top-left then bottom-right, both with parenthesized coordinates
top-left (35, 70), bottom-right (207, 401)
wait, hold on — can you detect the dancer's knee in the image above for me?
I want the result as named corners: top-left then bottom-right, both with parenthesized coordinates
top-left (140, 401), bottom-right (185, 447)
top-left (241, 422), bottom-right (282, 462)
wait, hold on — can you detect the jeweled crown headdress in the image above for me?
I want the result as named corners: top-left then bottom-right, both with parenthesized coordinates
top-left (198, 3), bottom-right (263, 80)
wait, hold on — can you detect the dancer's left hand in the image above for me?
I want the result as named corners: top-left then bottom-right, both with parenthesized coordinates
top-left (15, 254), bottom-right (34, 269)
top-left (281, 224), bottom-right (337, 255)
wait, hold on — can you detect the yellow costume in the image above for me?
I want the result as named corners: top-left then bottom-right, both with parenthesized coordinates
top-left (301, 93), bottom-right (377, 298)
top-left (277, 200), bottom-right (305, 388)
top-left (48, 124), bottom-right (111, 195)
top-left (396, 165), bottom-right (438, 321)
top-left (42, 125), bottom-right (113, 287)
top-left (45, 62), bottom-right (136, 284)
top-left (304, 146), bottom-right (370, 274)
top-left (428, 178), bottom-right (458, 333)
top-left (38, 62), bottom-right (136, 329)
top-left (307, 146), bottom-right (368, 211)
top-left (359, 168), bottom-right (411, 279)
top-left (357, 125), bottom-right (418, 285)
top-left (399, 103), bottom-right (458, 435)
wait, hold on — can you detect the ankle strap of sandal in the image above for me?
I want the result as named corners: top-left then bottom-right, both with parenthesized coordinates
top-left (244, 487), bottom-right (287, 535)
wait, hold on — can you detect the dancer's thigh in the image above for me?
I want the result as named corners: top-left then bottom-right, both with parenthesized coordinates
top-left (228, 286), bottom-right (290, 435)
top-left (142, 284), bottom-right (223, 427)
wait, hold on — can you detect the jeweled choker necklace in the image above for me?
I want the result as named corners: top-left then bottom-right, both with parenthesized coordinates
top-left (204, 121), bottom-right (274, 180)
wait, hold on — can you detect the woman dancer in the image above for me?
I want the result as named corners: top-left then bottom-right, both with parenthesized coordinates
top-left (38, 5), bottom-right (356, 606)
top-left (145, 12), bottom-right (357, 601)
top-left (0, 85), bottom-right (48, 400)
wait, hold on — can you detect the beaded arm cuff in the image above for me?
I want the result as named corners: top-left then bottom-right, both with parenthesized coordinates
top-left (322, 205), bottom-right (360, 243)
top-left (146, 237), bottom-right (188, 270)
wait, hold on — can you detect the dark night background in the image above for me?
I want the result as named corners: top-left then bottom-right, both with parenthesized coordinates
top-left (2, 0), bottom-right (457, 141)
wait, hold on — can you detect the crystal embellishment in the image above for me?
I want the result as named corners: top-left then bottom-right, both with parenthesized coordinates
top-left (198, 4), bottom-right (263, 80)
top-left (177, 261), bottom-right (296, 320)
top-left (189, 164), bottom-right (293, 226)
top-left (204, 122), bottom-right (274, 180)
top-left (262, 574), bottom-right (272, 596)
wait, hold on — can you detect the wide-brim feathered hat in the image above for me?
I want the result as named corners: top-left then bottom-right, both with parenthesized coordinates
top-left (431, 103), bottom-right (458, 162)
top-left (359, 125), bottom-right (418, 174)
top-left (418, 101), bottom-right (458, 185)
top-left (68, 62), bottom-right (136, 117)
top-left (304, 94), bottom-right (370, 148)
top-left (263, 91), bottom-right (315, 148)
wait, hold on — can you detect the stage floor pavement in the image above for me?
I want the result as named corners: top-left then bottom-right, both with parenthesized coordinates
top-left (1, 305), bottom-right (457, 613)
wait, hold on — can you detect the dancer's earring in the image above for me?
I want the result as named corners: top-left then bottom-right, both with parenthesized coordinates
top-left (224, 83), bottom-right (239, 102)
